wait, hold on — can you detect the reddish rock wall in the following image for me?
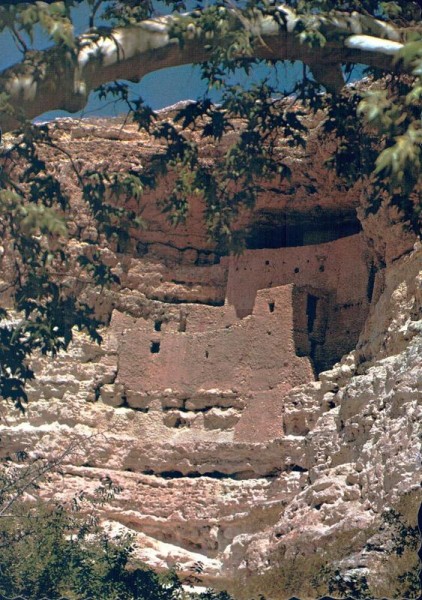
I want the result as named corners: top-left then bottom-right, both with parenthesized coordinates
top-left (1, 114), bottom-right (420, 598)
top-left (226, 233), bottom-right (371, 372)
top-left (103, 229), bottom-right (372, 454)
top-left (115, 285), bottom-right (312, 400)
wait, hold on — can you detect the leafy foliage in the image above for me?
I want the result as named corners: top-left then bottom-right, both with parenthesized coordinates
top-left (0, 2), bottom-right (420, 401)
top-left (0, 118), bottom-right (146, 409)
top-left (380, 506), bottom-right (421, 598)
top-left (308, 502), bottom-right (421, 599)
top-left (0, 448), bottom-right (420, 598)
top-left (0, 3), bottom-right (419, 598)
top-left (0, 449), bottom-right (234, 599)
top-left (313, 566), bottom-right (373, 599)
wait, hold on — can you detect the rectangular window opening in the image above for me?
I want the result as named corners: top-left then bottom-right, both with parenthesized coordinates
top-left (150, 341), bottom-right (160, 354)
top-left (179, 313), bottom-right (187, 332)
top-left (306, 294), bottom-right (318, 334)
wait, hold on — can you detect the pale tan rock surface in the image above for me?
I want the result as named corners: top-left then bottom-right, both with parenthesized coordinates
top-left (0, 114), bottom-right (420, 597)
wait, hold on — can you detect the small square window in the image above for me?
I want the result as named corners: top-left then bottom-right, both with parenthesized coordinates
top-left (150, 341), bottom-right (160, 354)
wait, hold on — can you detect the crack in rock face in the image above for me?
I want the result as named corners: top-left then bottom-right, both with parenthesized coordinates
top-left (0, 114), bottom-right (420, 597)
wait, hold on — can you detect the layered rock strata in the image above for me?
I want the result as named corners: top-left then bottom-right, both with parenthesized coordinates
top-left (0, 115), bottom-right (420, 597)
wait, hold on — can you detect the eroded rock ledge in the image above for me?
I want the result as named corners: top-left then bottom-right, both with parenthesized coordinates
top-left (0, 113), bottom-right (420, 597)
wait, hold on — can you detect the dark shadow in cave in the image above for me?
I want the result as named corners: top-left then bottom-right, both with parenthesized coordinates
top-left (230, 210), bottom-right (369, 375)
top-left (245, 211), bottom-right (361, 249)
top-left (293, 287), bottom-right (330, 375)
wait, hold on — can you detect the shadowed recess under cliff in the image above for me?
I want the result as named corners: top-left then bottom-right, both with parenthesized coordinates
top-left (226, 221), bottom-right (371, 374)
top-left (245, 210), bottom-right (362, 249)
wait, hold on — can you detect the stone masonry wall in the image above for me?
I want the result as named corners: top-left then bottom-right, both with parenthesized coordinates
top-left (0, 115), bottom-right (420, 598)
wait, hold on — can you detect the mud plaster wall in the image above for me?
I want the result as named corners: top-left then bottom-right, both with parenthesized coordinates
top-left (105, 231), bottom-right (372, 448)
top-left (3, 115), bottom-right (420, 592)
top-left (226, 233), bottom-right (372, 372)
top-left (115, 284), bottom-right (313, 396)
top-left (115, 232), bottom-right (371, 399)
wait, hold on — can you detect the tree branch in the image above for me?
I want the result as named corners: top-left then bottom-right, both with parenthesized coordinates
top-left (0, 4), bottom-right (409, 132)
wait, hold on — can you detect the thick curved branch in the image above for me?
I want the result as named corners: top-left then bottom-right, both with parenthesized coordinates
top-left (0, 5), bottom-right (408, 132)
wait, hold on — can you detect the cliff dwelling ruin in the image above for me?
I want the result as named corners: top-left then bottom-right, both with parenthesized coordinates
top-left (1, 116), bottom-right (419, 596)
top-left (112, 208), bottom-right (373, 420)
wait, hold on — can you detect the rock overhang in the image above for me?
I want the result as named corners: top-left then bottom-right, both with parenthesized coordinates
top-left (0, 106), bottom-right (420, 594)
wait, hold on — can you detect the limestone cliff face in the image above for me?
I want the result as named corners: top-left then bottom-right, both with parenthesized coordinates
top-left (0, 115), bottom-right (420, 597)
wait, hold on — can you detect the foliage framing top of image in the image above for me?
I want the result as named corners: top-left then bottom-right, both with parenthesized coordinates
top-left (0, 0), bottom-right (420, 410)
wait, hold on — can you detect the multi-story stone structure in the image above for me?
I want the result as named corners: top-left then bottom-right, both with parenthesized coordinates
top-left (0, 115), bottom-right (420, 597)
